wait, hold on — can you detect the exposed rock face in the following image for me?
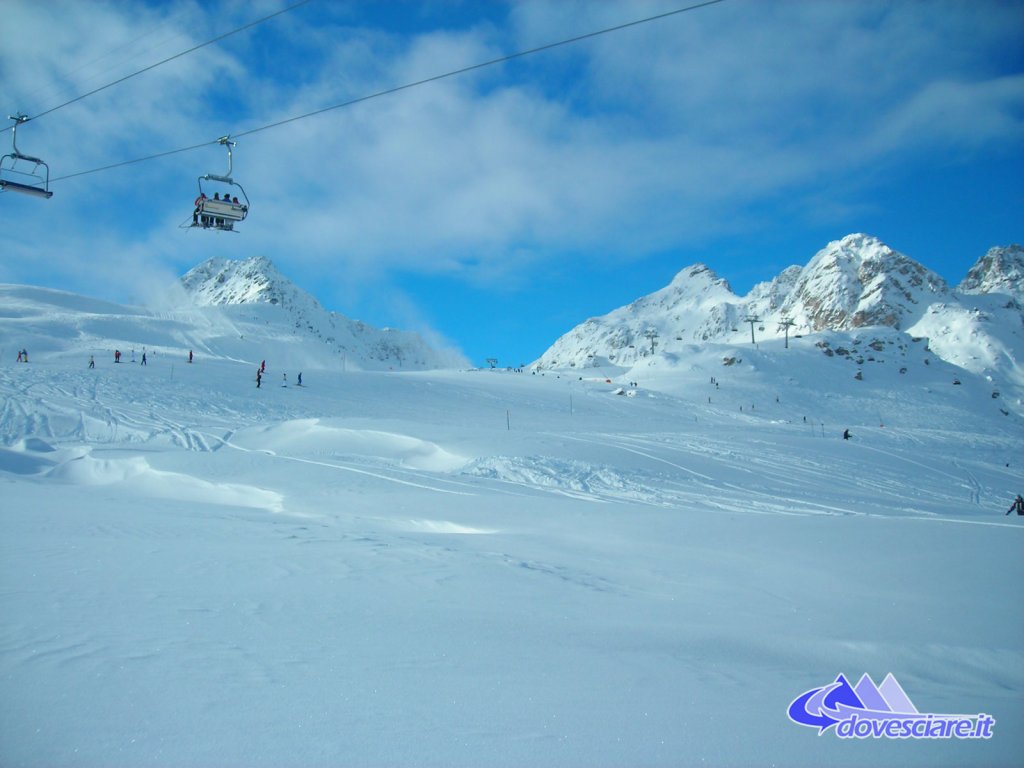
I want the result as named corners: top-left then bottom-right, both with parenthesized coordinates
top-left (533, 234), bottom-right (1023, 381)
top-left (958, 244), bottom-right (1024, 300)
top-left (780, 234), bottom-right (948, 332)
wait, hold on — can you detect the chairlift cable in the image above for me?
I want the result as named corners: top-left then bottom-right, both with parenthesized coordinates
top-left (49, 0), bottom-right (724, 184)
top-left (234, 0), bottom-right (726, 140)
top-left (17, 0), bottom-right (315, 125)
top-left (20, 11), bottom-right (195, 112)
top-left (52, 140), bottom-right (221, 182)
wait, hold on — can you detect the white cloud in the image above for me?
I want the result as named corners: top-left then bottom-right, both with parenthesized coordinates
top-left (2, 0), bottom-right (1021, 304)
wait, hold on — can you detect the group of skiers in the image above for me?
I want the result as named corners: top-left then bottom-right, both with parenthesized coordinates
top-left (77, 350), bottom-right (307, 389)
top-left (15, 348), bottom-right (28, 363)
top-left (255, 359), bottom-right (301, 388)
top-left (112, 349), bottom-right (148, 365)
top-left (90, 349), bottom-right (200, 367)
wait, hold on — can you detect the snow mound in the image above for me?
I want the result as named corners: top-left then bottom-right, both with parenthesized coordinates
top-left (45, 451), bottom-right (284, 512)
top-left (231, 419), bottom-right (469, 472)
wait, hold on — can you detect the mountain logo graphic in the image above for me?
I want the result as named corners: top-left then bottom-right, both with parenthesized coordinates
top-left (787, 673), bottom-right (995, 740)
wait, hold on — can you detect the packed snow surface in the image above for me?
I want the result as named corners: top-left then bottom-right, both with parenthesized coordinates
top-left (1, 283), bottom-right (1023, 767)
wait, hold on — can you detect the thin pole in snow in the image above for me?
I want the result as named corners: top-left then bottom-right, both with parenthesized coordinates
top-left (506, 410), bottom-right (510, 431)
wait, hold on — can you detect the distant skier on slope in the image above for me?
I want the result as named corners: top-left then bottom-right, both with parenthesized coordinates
top-left (843, 429), bottom-right (851, 440)
top-left (1007, 495), bottom-right (1024, 516)
top-left (297, 372), bottom-right (302, 387)
top-left (256, 369), bottom-right (262, 388)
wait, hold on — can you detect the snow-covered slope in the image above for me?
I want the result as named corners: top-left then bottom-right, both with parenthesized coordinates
top-left (2, 272), bottom-right (1022, 767)
top-left (0, 260), bottom-right (466, 374)
top-left (180, 256), bottom-right (466, 370)
top-left (535, 234), bottom-right (1024, 412)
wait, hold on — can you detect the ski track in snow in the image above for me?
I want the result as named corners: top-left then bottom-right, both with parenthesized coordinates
top-left (202, 429), bottom-right (476, 497)
top-left (4, 360), bottom-right (1019, 526)
top-left (2, 342), bottom-right (1023, 767)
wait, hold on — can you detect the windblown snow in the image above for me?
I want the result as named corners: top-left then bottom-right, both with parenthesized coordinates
top-left (1, 237), bottom-right (1022, 767)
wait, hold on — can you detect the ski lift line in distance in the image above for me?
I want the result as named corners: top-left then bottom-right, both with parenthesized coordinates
top-left (0, 114), bottom-right (53, 199)
top-left (182, 136), bottom-right (249, 232)
top-left (48, 0), bottom-right (726, 185)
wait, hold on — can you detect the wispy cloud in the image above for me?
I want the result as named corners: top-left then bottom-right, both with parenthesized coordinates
top-left (2, 0), bottom-right (1021, 308)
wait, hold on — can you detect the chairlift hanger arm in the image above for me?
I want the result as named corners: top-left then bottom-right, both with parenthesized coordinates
top-left (6, 114), bottom-right (45, 162)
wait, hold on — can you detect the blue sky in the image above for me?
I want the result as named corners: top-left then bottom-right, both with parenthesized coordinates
top-left (2, 0), bottom-right (1022, 367)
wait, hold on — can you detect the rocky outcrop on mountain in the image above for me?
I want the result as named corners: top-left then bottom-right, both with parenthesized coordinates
top-left (533, 234), bottom-right (1023, 385)
top-left (958, 244), bottom-right (1024, 301)
top-left (779, 234), bottom-right (948, 331)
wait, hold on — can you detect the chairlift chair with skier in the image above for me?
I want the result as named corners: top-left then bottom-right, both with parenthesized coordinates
top-left (0, 114), bottom-right (53, 199)
top-left (183, 136), bottom-right (249, 231)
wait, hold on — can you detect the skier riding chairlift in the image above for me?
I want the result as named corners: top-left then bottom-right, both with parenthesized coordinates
top-left (183, 136), bottom-right (249, 232)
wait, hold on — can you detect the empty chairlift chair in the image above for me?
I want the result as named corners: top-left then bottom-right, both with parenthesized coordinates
top-left (0, 114), bottom-right (53, 199)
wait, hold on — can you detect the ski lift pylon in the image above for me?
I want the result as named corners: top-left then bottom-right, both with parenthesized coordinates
top-left (0, 114), bottom-right (53, 199)
top-left (184, 136), bottom-right (249, 231)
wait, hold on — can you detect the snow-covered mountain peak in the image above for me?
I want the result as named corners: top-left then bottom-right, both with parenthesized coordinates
top-left (181, 255), bottom-right (311, 310)
top-left (958, 244), bottom-right (1024, 300)
top-left (534, 234), bottom-right (1022, 408)
top-left (176, 256), bottom-right (464, 370)
top-left (781, 234), bottom-right (947, 330)
top-left (667, 263), bottom-right (733, 294)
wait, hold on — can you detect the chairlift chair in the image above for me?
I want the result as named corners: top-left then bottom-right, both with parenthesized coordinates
top-left (0, 115), bottom-right (53, 199)
top-left (184, 136), bottom-right (249, 231)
